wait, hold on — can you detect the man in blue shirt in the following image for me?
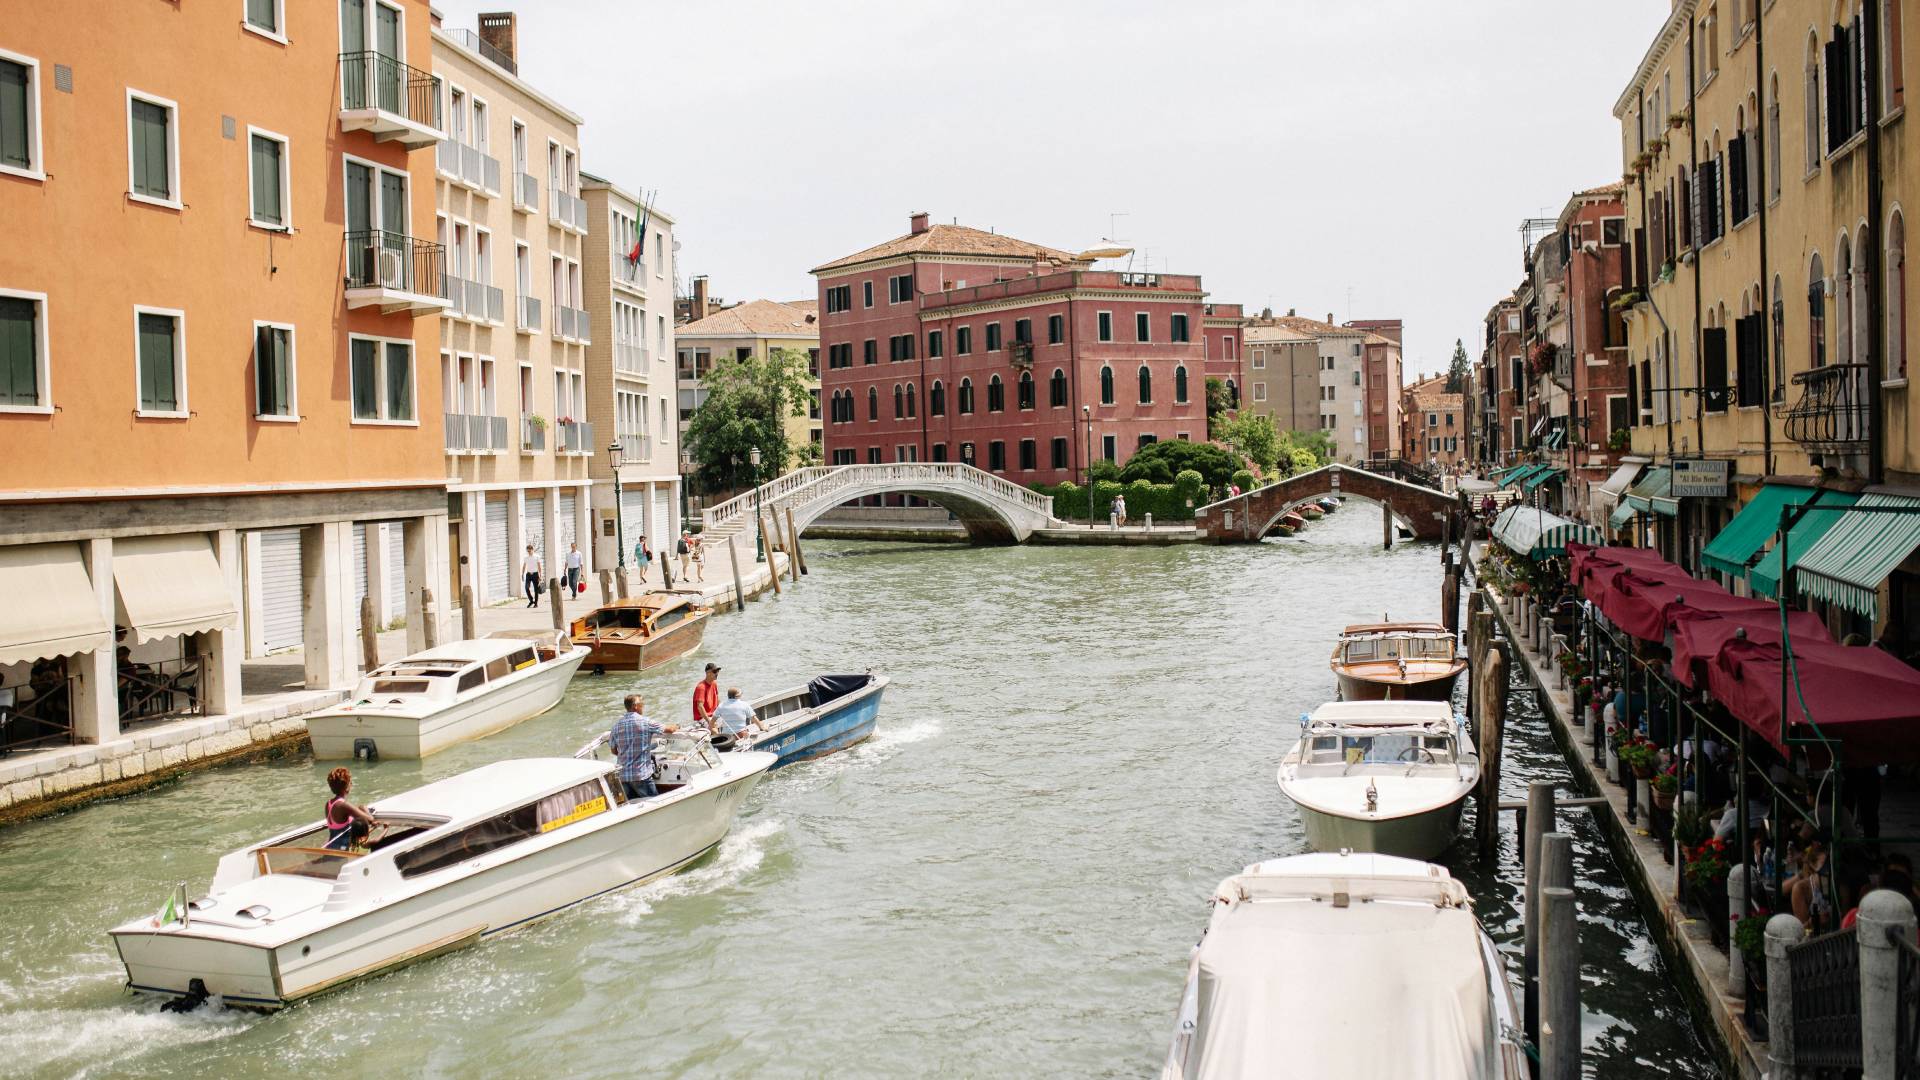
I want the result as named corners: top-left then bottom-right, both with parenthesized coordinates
top-left (610, 694), bottom-right (677, 800)
top-left (713, 688), bottom-right (761, 740)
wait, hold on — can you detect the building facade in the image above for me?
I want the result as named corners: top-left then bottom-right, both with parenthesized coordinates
top-left (0, 0), bottom-right (451, 750)
top-left (1401, 374), bottom-right (1465, 469)
top-left (675, 298), bottom-right (822, 462)
top-left (1242, 313), bottom-right (1371, 462)
top-left (1242, 324), bottom-right (1321, 431)
top-left (1349, 318), bottom-right (1406, 460)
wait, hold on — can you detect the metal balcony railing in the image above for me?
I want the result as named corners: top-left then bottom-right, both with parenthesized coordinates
top-left (444, 412), bottom-right (469, 450)
top-left (555, 305), bottom-right (574, 341)
top-left (549, 189), bottom-right (588, 232)
top-left (615, 339), bottom-right (645, 373)
top-left (463, 143), bottom-right (500, 194)
top-left (470, 413), bottom-right (507, 450)
top-left (521, 416), bottom-right (546, 452)
top-left (514, 172), bottom-right (538, 212)
top-left (559, 420), bottom-right (592, 454)
top-left (339, 51), bottom-right (439, 130)
top-left (616, 258), bottom-right (641, 287)
top-left (345, 231), bottom-right (447, 299)
top-left (1, 671), bottom-right (76, 754)
top-left (441, 28), bottom-right (517, 76)
top-left (468, 280), bottom-right (502, 323)
top-left (516, 294), bottom-right (541, 332)
top-left (1789, 927), bottom-right (1862, 1069)
top-left (1784, 362), bottom-right (1871, 454)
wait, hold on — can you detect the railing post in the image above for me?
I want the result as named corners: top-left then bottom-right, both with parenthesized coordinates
top-left (1861, 889), bottom-right (1918, 1080)
top-left (1766, 913), bottom-right (1806, 1073)
top-left (1727, 863), bottom-right (1748, 996)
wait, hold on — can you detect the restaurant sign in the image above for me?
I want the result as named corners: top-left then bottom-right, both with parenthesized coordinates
top-left (1671, 458), bottom-right (1730, 498)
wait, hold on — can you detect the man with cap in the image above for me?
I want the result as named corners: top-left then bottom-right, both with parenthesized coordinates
top-left (692, 662), bottom-right (722, 735)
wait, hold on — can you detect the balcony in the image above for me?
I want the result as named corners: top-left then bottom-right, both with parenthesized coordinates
top-left (615, 338), bottom-right (646, 376)
top-left (515, 294), bottom-right (541, 333)
top-left (1784, 362), bottom-right (1871, 455)
top-left (441, 28), bottom-right (517, 76)
top-left (338, 52), bottom-right (442, 149)
top-left (521, 415), bottom-right (546, 453)
top-left (558, 419), bottom-right (593, 455)
top-left (549, 189), bottom-right (588, 233)
top-left (344, 231), bottom-right (450, 315)
top-left (614, 256), bottom-right (644, 292)
top-left (444, 412), bottom-right (507, 453)
top-left (435, 141), bottom-right (500, 195)
top-left (554, 305), bottom-right (591, 344)
top-left (513, 171), bottom-right (538, 213)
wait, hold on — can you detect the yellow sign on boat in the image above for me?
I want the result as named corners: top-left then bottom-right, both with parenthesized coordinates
top-left (539, 795), bottom-right (608, 833)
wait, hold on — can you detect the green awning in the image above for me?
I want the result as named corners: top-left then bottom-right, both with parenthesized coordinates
top-left (1794, 493), bottom-right (1920, 618)
top-left (1624, 467), bottom-right (1676, 516)
top-left (1492, 504), bottom-right (1603, 559)
top-left (1699, 484), bottom-right (1825, 578)
top-left (1523, 466), bottom-right (1565, 491)
top-left (1609, 501), bottom-right (1639, 530)
top-left (1503, 464), bottom-right (1546, 490)
top-left (1543, 428), bottom-right (1565, 450)
top-left (1749, 489), bottom-right (1861, 599)
top-left (1489, 463), bottom-right (1531, 483)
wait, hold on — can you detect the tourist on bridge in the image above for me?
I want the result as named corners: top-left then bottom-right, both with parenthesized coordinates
top-left (522, 545), bottom-right (544, 609)
top-left (565, 542), bottom-right (584, 595)
top-left (610, 694), bottom-right (676, 800)
top-left (692, 663), bottom-right (722, 734)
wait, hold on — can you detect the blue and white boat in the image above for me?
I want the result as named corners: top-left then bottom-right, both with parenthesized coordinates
top-left (730, 673), bottom-right (888, 767)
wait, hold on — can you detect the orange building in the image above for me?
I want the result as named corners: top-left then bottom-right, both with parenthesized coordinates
top-left (0, 0), bottom-right (450, 753)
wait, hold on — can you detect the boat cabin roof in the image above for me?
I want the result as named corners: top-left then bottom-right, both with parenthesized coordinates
top-left (384, 638), bottom-right (530, 668)
top-left (589, 593), bottom-right (690, 614)
top-left (1339, 621), bottom-right (1451, 638)
top-left (371, 758), bottom-right (612, 823)
top-left (1307, 700), bottom-right (1454, 730)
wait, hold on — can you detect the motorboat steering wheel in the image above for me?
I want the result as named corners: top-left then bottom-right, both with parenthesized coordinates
top-left (1396, 747), bottom-right (1437, 764)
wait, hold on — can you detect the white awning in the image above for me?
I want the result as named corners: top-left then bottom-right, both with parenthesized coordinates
top-left (112, 534), bottom-right (240, 645)
top-left (1589, 460), bottom-right (1646, 522)
top-left (0, 542), bottom-right (113, 666)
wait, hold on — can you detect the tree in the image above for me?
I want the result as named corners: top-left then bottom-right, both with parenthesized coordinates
top-left (1215, 412), bottom-right (1281, 474)
top-left (683, 346), bottom-right (812, 492)
top-left (1117, 440), bottom-right (1240, 488)
top-left (1446, 338), bottom-right (1470, 394)
top-left (1278, 427), bottom-right (1336, 468)
top-left (1205, 376), bottom-right (1233, 437)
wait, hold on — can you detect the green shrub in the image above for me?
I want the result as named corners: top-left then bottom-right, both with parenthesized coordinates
top-left (1087, 459), bottom-right (1123, 483)
top-left (1035, 478), bottom-right (1197, 521)
top-left (1117, 440), bottom-right (1239, 487)
top-left (1174, 469), bottom-right (1206, 503)
top-left (1231, 469), bottom-right (1256, 491)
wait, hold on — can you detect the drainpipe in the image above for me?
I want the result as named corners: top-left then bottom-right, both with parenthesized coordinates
top-left (1756, 6), bottom-right (1774, 475)
top-left (1686, 14), bottom-right (1704, 468)
top-left (1866, 0), bottom-right (1887, 484)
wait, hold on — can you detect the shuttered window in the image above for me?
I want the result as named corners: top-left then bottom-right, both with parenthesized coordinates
top-left (1702, 327), bottom-right (1729, 413)
top-left (1170, 313), bottom-right (1190, 342)
top-left (255, 325), bottom-right (292, 417)
top-left (250, 133), bottom-right (285, 226)
top-left (137, 312), bottom-right (180, 413)
top-left (350, 338), bottom-right (379, 418)
top-left (1048, 314), bottom-right (1063, 344)
top-left (129, 96), bottom-right (173, 200)
top-left (1735, 313), bottom-right (1767, 407)
top-left (385, 341), bottom-right (413, 420)
top-left (246, 0), bottom-right (279, 33)
top-left (0, 296), bottom-right (40, 408)
top-left (0, 58), bottom-right (31, 171)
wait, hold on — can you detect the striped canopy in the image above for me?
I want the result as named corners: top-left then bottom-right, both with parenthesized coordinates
top-left (1493, 505), bottom-right (1602, 560)
top-left (1795, 493), bottom-right (1920, 619)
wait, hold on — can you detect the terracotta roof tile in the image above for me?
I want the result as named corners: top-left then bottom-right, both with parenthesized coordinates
top-left (811, 223), bottom-right (1081, 274)
top-left (677, 299), bottom-right (819, 339)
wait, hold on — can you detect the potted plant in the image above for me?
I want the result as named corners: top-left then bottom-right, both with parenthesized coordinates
top-left (1651, 766), bottom-right (1679, 810)
top-left (1734, 907), bottom-right (1770, 985)
top-left (526, 414), bottom-right (548, 430)
top-left (1608, 429), bottom-right (1630, 451)
top-left (1618, 734), bottom-right (1659, 779)
top-left (1669, 108), bottom-right (1690, 129)
top-left (1647, 135), bottom-right (1666, 154)
top-left (1686, 838), bottom-right (1734, 947)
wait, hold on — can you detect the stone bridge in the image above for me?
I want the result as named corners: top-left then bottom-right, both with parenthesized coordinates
top-left (700, 463), bottom-right (1059, 546)
top-left (1193, 463), bottom-right (1456, 543)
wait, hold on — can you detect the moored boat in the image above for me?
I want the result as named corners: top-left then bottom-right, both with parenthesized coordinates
top-left (1329, 621), bottom-right (1465, 701)
top-left (1297, 504), bottom-right (1324, 520)
top-left (1317, 496), bottom-right (1340, 512)
top-left (727, 673), bottom-right (889, 767)
top-left (1277, 700), bottom-right (1478, 859)
top-left (569, 593), bottom-right (710, 673)
top-left (306, 633), bottom-right (586, 760)
top-left (110, 739), bottom-right (775, 1011)
top-left (1160, 851), bottom-right (1525, 1079)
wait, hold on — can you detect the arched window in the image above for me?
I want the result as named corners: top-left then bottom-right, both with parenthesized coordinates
top-left (1856, 225), bottom-right (1871, 369)
top-left (1017, 370), bottom-right (1035, 410)
top-left (1767, 73), bottom-right (1782, 202)
top-left (1049, 367), bottom-right (1067, 407)
top-left (1889, 210), bottom-right (1907, 380)
top-left (906, 381), bottom-right (918, 418)
top-left (930, 380), bottom-right (945, 416)
top-left (1837, 235), bottom-right (1853, 364)
top-left (1677, 165), bottom-right (1693, 248)
top-left (893, 384), bottom-right (904, 420)
top-left (1226, 378), bottom-right (1239, 407)
top-left (958, 377), bottom-right (974, 415)
top-left (1772, 274), bottom-right (1786, 398)
top-left (867, 385), bottom-right (879, 421)
top-left (1175, 364), bottom-right (1189, 404)
top-left (987, 374), bottom-right (1005, 413)
top-left (1137, 365), bottom-right (1152, 404)
top-left (1806, 33), bottom-right (1822, 173)
top-left (1809, 252), bottom-right (1827, 368)
top-left (1100, 365), bottom-right (1114, 406)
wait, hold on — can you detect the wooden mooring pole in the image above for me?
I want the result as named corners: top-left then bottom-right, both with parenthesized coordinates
top-left (1474, 638), bottom-right (1506, 859)
top-left (726, 533), bottom-right (746, 613)
top-left (785, 507), bottom-right (807, 577)
top-left (460, 584), bottom-right (477, 639)
top-left (1523, 820), bottom-right (1567, 1058)
top-left (762, 515), bottom-right (782, 595)
top-left (548, 577), bottom-right (566, 631)
top-left (1382, 500), bottom-right (1394, 550)
top-left (1441, 568), bottom-right (1460, 634)
top-left (359, 596), bottom-right (380, 669)
top-left (597, 569), bottom-right (613, 606)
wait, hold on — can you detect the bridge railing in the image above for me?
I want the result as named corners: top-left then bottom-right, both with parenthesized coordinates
top-left (701, 467), bottom-right (835, 534)
top-left (700, 463), bottom-right (1056, 534)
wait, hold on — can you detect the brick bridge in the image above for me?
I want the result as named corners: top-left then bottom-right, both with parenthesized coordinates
top-left (1194, 464), bottom-right (1456, 543)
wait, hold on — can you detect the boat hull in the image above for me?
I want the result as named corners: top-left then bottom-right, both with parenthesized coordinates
top-left (741, 678), bottom-right (887, 768)
top-left (307, 649), bottom-right (588, 759)
top-left (112, 753), bottom-right (772, 1009)
top-left (1293, 796), bottom-right (1468, 861)
top-left (576, 611), bottom-right (708, 672)
top-left (1333, 668), bottom-right (1461, 702)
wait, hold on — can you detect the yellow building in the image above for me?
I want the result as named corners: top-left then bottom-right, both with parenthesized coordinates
top-left (1613, 0), bottom-right (1920, 642)
top-left (675, 299), bottom-right (823, 461)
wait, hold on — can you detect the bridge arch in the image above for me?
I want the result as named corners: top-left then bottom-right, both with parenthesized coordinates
top-left (1194, 464), bottom-right (1454, 544)
top-left (700, 464), bottom-right (1059, 547)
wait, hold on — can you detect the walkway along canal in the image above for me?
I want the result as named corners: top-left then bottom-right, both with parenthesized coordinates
top-left (0, 512), bottom-right (1711, 1077)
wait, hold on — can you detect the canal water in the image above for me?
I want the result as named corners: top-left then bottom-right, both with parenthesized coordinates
top-left (0, 510), bottom-right (1714, 1078)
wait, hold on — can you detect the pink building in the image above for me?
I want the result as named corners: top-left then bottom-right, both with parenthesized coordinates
top-left (813, 213), bottom-right (1215, 483)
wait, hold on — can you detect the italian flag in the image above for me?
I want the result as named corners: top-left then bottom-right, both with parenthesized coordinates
top-left (152, 891), bottom-right (179, 928)
top-left (627, 189), bottom-right (652, 263)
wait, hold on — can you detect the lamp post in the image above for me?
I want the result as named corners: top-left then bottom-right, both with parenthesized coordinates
top-left (679, 447), bottom-right (693, 535)
top-left (749, 446), bottom-right (766, 563)
top-left (608, 441), bottom-right (625, 569)
top-left (1082, 404), bottom-right (1093, 529)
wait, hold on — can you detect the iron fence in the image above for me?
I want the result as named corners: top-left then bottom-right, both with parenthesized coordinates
top-left (0, 671), bottom-right (75, 754)
top-left (118, 655), bottom-right (208, 729)
top-left (1790, 926), bottom-right (1863, 1071)
top-left (338, 51), bottom-right (438, 129)
top-left (1897, 929), bottom-right (1920, 1080)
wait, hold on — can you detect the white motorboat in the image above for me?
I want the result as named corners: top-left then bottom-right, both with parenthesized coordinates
top-left (1277, 700), bottom-right (1479, 860)
top-left (110, 736), bottom-right (775, 1010)
top-left (1160, 851), bottom-right (1526, 1080)
top-left (306, 633), bottom-right (587, 760)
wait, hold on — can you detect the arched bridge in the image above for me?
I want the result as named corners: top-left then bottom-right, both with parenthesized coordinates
top-left (700, 463), bottom-right (1059, 545)
top-left (1193, 464), bottom-right (1456, 543)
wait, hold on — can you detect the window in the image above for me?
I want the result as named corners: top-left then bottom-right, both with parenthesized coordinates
top-left (928, 329), bottom-right (943, 359)
top-left (1048, 314), bottom-right (1064, 344)
top-left (987, 374), bottom-right (1005, 412)
top-left (349, 335), bottom-right (414, 422)
top-left (1049, 367), bottom-right (1067, 407)
top-left (1175, 364), bottom-right (1189, 404)
top-left (1135, 312), bottom-right (1151, 342)
top-left (888, 273), bottom-right (913, 304)
top-left (1102, 434), bottom-right (1116, 461)
top-left (1251, 349), bottom-right (1266, 370)
top-left (248, 128), bottom-right (290, 229)
top-left (863, 339), bottom-right (877, 365)
top-left (889, 334), bottom-right (915, 362)
top-left (1253, 383), bottom-right (1268, 402)
top-left (930, 380), bottom-right (945, 416)
top-left (0, 50), bottom-right (43, 180)
top-left (1170, 313), bottom-right (1190, 342)
top-left (1137, 364), bottom-right (1152, 403)
top-left (827, 343), bottom-right (852, 369)
top-left (1100, 365), bottom-right (1114, 405)
top-left (906, 381), bottom-right (917, 418)
top-left (1017, 371), bottom-right (1035, 410)
top-left (893, 383), bottom-right (904, 420)
top-left (134, 307), bottom-right (185, 415)
top-left (931, 443), bottom-right (947, 463)
top-left (988, 440), bottom-right (1006, 471)
top-left (0, 291), bottom-right (49, 411)
top-left (1051, 437), bottom-right (1068, 469)
top-left (1825, 18), bottom-right (1868, 152)
top-left (1806, 33), bottom-right (1823, 172)
top-left (1890, 211), bottom-right (1908, 380)
top-left (986, 323), bottom-right (1002, 352)
top-left (1097, 311), bottom-right (1112, 342)
top-left (825, 285), bottom-right (852, 314)
top-left (1772, 275), bottom-right (1787, 399)
top-left (1018, 439), bottom-right (1036, 471)
top-left (127, 90), bottom-right (180, 207)
top-left (1137, 433), bottom-right (1156, 449)
top-left (245, 0), bottom-right (285, 37)
top-left (254, 322), bottom-right (295, 419)
top-left (958, 378), bottom-right (974, 414)
top-left (862, 280), bottom-right (874, 308)
top-left (956, 326), bottom-right (972, 355)
top-left (397, 802), bottom-right (542, 879)
top-left (867, 385), bottom-right (878, 420)
top-left (1768, 75), bottom-right (1783, 202)
top-left (1013, 318), bottom-right (1032, 346)
top-left (1600, 217), bottom-right (1625, 246)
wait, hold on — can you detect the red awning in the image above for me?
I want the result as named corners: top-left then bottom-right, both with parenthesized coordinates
top-left (1707, 637), bottom-right (1920, 764)
top-left (1668, 607), bottom-right (1833, 688)
top-left (1569, 543), bottom-right (1686, 597)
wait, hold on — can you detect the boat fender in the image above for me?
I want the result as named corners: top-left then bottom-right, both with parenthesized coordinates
top-left (160, 978), bottom-right (210, 1014)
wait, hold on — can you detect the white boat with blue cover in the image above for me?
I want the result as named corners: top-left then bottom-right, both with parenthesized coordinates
top-left (729, 672), bottom-right (889, 767)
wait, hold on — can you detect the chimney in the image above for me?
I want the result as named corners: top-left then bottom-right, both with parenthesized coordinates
top-left (692, 276), bottom-right (710, 321)
top-left (1286, 307), bottom-right (1296, 317)
top-left (1326, 312), bottom-right (1335, 326)
top-left (477, 12), bottom-right (517, 66)
top-left (909, 211), bottom-right (930, 235)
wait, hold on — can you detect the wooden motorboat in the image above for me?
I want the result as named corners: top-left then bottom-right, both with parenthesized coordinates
top-left (1277, 700), bottom-right (1479, 859)
top-left (1297, 504), bottom-right (1325, 520)
top-left (1160, 851), bottom-right (1525, 1079)
top-left (1329, 621), bottom-right (1465, 701)
top-left (569, 593), bottom-right (710, 673)
top-left (727, 673), bottom-right (889, 767)
top-left (306, 633), bottom-right (586, 760)
top-left (1317, 496), bottom-right (1340, 512)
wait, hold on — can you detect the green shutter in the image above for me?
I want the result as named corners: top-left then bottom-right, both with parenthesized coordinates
top-left (384, 342), bottom-right (412, 420)
top-left (250, 135), bottom-right (282, 225)
top-left (0, 297), bottom-right (37, 406)
top-left (351, 339), bottom-right (378, 418)
top-left (131, 99), bottom-right (170, 199)
top-left (257, 326), bottom-right (291, 416)
top-left (138, 313), bottom-right (177, 412)
top-left (0, 60), bottom-right (28, 169)
top-left (246, 0), bottom-right (277, 32)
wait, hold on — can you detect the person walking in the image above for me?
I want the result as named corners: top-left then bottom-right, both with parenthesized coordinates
top-left (634, 536), bottom-right (652, 584)
top-left (676, 531), bottom-right (692, 581)
top-left (565, 542), bottom-right (584, 595)
top-left (609, 694), bottom-right (677, 800)
top-left (690, 535), bottom-right (706, 582)
top-left (522, 544), bottom-right (543, 608)
top-left (692, 662), bottom-right (721, 735)
top-left (1114, 494), bottom-right (1128, 527)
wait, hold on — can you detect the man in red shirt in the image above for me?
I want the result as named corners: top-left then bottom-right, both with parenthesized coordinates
top-left (692, 662), bottom-right (721, 734)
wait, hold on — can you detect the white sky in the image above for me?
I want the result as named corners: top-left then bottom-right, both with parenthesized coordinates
top-left (433, 0), bottom-right (1673, 376)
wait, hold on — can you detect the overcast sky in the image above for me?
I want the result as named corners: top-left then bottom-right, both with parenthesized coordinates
top-left (435, 0), bottom-right (1671, 376)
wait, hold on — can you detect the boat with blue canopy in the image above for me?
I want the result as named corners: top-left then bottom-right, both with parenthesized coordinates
top-left (727, 672), bottom-right (889, 767)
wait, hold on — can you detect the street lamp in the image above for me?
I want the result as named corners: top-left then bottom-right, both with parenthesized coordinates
top-left (1082, 404), bottom-right (1093, 529)
top-left (608, 442), bottom-right (625, 569)
top-left (749, 445), bottom-right (766, 563)
top-left (679, 446), bottom-right (694, 533)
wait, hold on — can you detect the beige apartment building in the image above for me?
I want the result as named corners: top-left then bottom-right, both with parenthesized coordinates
top-left (1241, 323), bottom-right (1320, 432)
top-left (431, 14), bottom-right (594, 606)
top-left (582, 174), bottom-right (681, 567)
top-left (676, 297), bottom-right (823, 461)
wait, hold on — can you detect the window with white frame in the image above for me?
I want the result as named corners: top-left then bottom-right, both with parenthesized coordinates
top-left (248, 127), bottom-right (290, 229)
top-left (244, 0), bottom-right (285, 39)
top-left (511, 119), bottom-right (527, 175)
top-left (253, 321), bottom-right (295, 419)
top-left (349, 335), bottom-right (414, 422)
top-left (1252, 383), bottom-right (1267, 402)
top-left (0, 48), bottom-right (44, 180)
top-left (127, 90), bottom-right (180, 207)
top-left (0, 289), bottom-right (49, 411)
top-left (1251, 349), bottom-right (1266, 369)
top-left (477, 356), bottom-right (496, 415)
top-left (134, 306), bottom-right (186, 415)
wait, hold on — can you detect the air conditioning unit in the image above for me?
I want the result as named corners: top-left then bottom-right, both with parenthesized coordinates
top-left (378, 248), bottom-right (406, 289)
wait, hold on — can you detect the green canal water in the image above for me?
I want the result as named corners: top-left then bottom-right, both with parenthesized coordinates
top-left (0, 514), bottom-right (1715, 1078)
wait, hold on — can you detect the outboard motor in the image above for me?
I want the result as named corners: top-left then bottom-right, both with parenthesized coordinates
top-left (161, 978), bottom-right (211, 1013)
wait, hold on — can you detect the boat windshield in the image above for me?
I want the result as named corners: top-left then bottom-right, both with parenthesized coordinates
top-left (255, 845), bottom-right (356, 879)
top-left (369, 679), bottom-right (432, 695)
top-left (1306, 732), bottom-right (1454, 766)
top-left (1343, 636), bottom-right (1453, 662)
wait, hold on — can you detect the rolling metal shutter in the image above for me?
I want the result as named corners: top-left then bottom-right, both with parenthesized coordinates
top-left (485, 497), bottom-right (510, 600)
top-left (620, 488), bottom-right (646, 556)
top-left (525, 493), bottom-right (546, 573)
top-left (352, 524), bottom-right (369, 630)
top-left (558, 491), bottom-right (578, 551)
top-left (259, 529), bottom-right (304, 652)
top-left (384, 523), bottom-right (405, 619)
top-left (651, 487), bottom-right (673, 550)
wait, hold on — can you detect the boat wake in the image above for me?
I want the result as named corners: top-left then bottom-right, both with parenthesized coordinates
top-left (605, 818), bottom-right (785, 924)
top-left (0, 991), bottom-right (253, 1078)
